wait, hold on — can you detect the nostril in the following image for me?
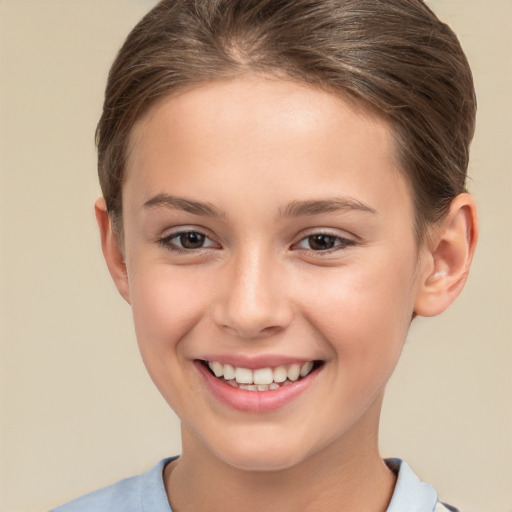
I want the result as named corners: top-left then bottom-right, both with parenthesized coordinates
top-left (215, 319), bottom-right (288, 340)
top-left (260, 325), bottom-right (285, 335)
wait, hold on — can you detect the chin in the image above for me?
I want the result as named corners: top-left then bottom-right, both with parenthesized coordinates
top-left (204, 430), bottom-right (318, 473)
top-left (221, 451), bottom-right (304, 473)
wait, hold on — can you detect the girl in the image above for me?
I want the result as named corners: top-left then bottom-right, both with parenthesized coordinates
top-left (52, 1), bottom-right (478, 510)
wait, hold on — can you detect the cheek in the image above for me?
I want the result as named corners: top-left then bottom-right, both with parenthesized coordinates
top-left (126, 265), bottom-right (212, 414)
top-left (128, 264), bottom-right (207, 360)
top-left (297, 256), bottom-right (417, 365)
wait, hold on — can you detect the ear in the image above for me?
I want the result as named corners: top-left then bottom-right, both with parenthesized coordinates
top-left (414, 193), bottom-right (478, 317)
top-left (94, 198), bottom-right (131, 304)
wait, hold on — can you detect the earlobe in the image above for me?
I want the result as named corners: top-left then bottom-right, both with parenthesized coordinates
top-left (94, 198), bottom-right (131, 304)
top-left (414, 193), bottom-right (478, 317)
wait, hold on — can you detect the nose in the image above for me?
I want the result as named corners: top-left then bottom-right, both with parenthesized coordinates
top-left (211, 246), bottom-right (293, 339)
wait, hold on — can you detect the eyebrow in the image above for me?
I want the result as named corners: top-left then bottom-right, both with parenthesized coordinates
top-left (143, 193), bottom-right (377, 218)
top-left (280, 198), bottom-right (377, 217)
top-left (143, 194), bottom-right (226, 218)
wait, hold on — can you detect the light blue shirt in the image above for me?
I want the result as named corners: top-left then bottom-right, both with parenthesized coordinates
top-left (50, 457), bottom-right (457, 512)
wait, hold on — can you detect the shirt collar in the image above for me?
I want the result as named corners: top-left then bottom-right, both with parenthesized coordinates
top-left (385, 458), bottom-right (438, 512)
top-left (149, 457), bottom-right (439, 512)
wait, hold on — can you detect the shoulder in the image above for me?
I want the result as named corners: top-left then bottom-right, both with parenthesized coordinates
top-left (50, 474), bottom-right (142, 512)
top-left (49, 457), bottom-right (175, 512)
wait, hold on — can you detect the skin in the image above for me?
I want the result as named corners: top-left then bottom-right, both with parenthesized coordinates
top-left (96, 76), bottom-right (478, 512)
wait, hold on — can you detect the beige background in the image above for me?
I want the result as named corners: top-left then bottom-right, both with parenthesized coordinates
top-left (0, 1), bottom-right (511, 511)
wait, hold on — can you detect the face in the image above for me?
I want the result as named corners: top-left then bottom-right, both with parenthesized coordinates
top-left (118, 76), bottom-right (428, 471)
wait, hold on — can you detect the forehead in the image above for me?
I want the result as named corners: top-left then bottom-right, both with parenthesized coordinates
top-left (129, 76), bottom-right (393, 157)
top-left (124, 76), bottom-right (411, 219)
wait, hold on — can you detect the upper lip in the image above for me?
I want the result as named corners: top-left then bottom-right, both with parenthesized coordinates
top-left (197, 354), bottom-right (319, 369)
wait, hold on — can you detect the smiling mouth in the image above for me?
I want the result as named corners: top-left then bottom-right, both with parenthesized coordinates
top-left (202, 360), bottom-right (323, 391)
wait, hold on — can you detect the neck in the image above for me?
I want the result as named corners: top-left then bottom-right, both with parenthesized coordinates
top-left (165, 398), bottom-right (395, 512)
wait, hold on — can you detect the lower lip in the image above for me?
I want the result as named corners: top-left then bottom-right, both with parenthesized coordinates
top-left (195, 361), bottom-right (320, 413)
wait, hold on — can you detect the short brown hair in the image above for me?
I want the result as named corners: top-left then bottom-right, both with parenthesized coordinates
top-left (97, 0), bottom-right (476, 240)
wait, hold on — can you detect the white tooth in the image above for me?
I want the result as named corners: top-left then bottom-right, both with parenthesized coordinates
top-left (257, 384), bottom-right (269, 391)
top-left (273, 365), bottom-right (287, 383)
top-left (300, 361), bottom-right (314, 377)
top-left (283, 379), bottom-right (292, 386)
top-left (235, 367), bottom-right (253, 384)
top-left (227, 380), bottom-right (238, 388)
top-left (253, 367), bottom-right (273, 385)
top-left (239, 384), bottom-right (257, 391)
top-left (287, 364), bottom-right (300, 381)
top-left (223, 364), bottom-right (236, 380)
top-left (269, 383), bottom-right (280, 390)
top-left (208, 361), bottom-right (224, 378)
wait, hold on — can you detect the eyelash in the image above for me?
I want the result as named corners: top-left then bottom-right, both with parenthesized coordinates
top-left (292, 233), bottom-right (357, 254)
top-left (157, 230), bottom-right (356, 255)
top-left (158, 229), bottom-right (217, 254)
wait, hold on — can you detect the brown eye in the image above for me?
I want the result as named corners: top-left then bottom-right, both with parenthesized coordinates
top-left (307, 234), bottom-right (337, 251)
top-left (293, 233), bottom-right (356, 253)
top-left (159, 230), bottom-right (218, 252)
top-left (179, 232), bottom-right (205, 249)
